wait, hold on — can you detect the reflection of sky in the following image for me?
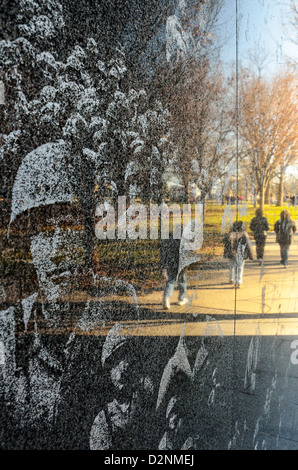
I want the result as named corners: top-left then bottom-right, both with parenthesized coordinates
top-left (217, 0), bottom-right (297, 74)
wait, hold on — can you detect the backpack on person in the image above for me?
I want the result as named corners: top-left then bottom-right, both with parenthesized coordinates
top-left (224, 231), bottom-right (252, 260)
top-left (275, 220), bottom-right (292, 244)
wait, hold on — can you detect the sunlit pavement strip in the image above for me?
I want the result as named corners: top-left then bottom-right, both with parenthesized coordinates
top-left (32, 234), bottom-right (298, 337)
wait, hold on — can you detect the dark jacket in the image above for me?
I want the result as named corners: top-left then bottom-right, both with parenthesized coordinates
top-left (274, 218), bottom-right (296, 245)
top-left (160, 236), bottom-right (181, 278)
top-left (249, 216), bottom-right (269, 240)
top-left (223, 230), bottom-right (253, 261)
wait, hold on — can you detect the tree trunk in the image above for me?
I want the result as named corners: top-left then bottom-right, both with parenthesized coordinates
top-left (81, 181), bottom-right (97, 268)
top-left (76, 162), bottom-right (98, 269)
top-left (183, 173), bottom-right (190, 204)
top-left (277, 168), bottom-right (284, 206)
top-left (259, 185), bottom-right (265, 213)
top-left (84, 207), bottom-right (97, 268)
top-left (200, 186), bottom-right (209, 219)
top-left (264, 182), bottom-right (270, 204)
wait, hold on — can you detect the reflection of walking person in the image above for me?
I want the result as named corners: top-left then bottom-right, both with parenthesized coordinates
top-left (274, 210), bottom-right (296, 267)
top-left (223, 221), bottom-right (253, 288)
top-left (249, 209), bottom-right (269, 263)
top-left (160, 235), bottom-right (188, 310)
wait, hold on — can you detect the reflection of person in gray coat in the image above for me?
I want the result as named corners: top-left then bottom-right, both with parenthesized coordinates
top-left (160, 234), bottom-right (187, 310)
top-left (223, 221), bottom-right (253, 288)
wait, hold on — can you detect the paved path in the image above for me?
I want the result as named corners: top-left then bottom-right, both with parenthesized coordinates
top-left (4, 232), bottom-right (298, 449)
top-left (131, 232), bottom-right (298, 449)
top-left (135, 232), bottom-right (298, 337)
top-left (60, 232), bottom-right (298, 449)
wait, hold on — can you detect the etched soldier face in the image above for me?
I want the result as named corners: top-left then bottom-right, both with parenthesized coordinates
top-left (30, 227), bottom-right (85, 302)
top-left (106, 357), bottom-right (138, 429)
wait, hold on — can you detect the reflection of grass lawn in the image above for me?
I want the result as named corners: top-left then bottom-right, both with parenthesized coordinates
top-left (96, 239), bottom-right (162, 290)
top-left (1, 202), bottom-right (297, 292)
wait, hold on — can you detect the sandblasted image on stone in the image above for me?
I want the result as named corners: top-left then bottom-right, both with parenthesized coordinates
top-left (1, 0), bottom-right (298, 451)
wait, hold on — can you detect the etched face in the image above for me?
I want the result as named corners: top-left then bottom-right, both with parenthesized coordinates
top-left (30, 227), bottom-right (85, 301)
top-left (106, 358), bottom-right (138, 429)
top-left (166, 395), bottom-right (182, 432)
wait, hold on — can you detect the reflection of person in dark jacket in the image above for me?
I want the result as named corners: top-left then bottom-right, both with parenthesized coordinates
top-left (223, 221), bottom-right (253, 288)
top-left (249, 209), bottom-right (269, 263)
top-left (160, 235), bottom-right (187, 310)
top-left (274, 210), bottom-right (296, 267)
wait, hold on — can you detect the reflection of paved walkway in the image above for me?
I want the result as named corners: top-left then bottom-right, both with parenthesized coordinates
top-left (135, 232), bottom-right (298, 337)
top-left (55, 231), bottom-right (298, 449)
top-left (42, 232), bottom-right (298, 339)
top-left (20, 232), bottom-right (298, 449)
top-left (136, 232), bottom-right (298, 450)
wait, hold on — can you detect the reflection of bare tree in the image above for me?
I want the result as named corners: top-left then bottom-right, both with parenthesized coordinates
top-left (279, 0), bottom-right (298, 47)
top-left (239, 69), bottom-right (298, 211)
top-left (246, 46), bottom-right (272, 77)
